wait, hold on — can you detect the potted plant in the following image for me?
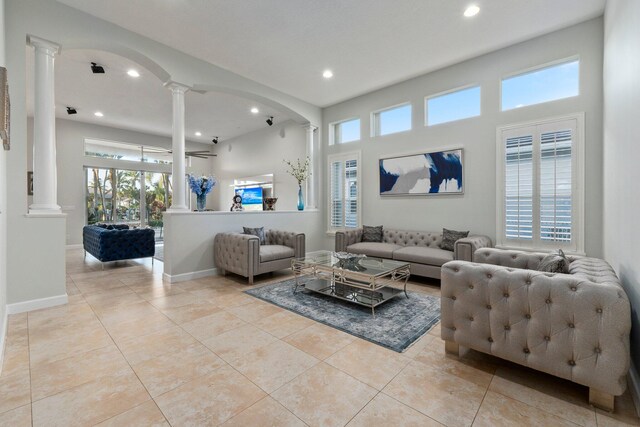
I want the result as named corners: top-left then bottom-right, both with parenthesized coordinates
top-left (283, 157), bottom-right (311, 211)
top-left (188, 174), bottom-right (217, 211)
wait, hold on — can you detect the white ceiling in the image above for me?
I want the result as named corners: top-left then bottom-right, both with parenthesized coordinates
top-left (56, 0), bottom-right (605, 107)
top-left (26, 49), bottom-right (292, 142)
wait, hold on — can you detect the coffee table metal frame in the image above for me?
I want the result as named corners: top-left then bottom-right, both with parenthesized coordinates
top-left (291, 251), bottom-right (411, 316)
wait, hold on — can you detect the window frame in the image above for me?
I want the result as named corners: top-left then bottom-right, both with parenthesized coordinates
top-left (370, 102), bottom-right (412, 138)
top-left (495, 113), bottom-right (585, 255)
top-left (424, 84), bottom-right (482, 127)
top-left (500, 56), bottom-right (581, 112)
top-left (327, 151), bottom-right (362, 234)
top-left (329, 117), bottom-right (361, 145)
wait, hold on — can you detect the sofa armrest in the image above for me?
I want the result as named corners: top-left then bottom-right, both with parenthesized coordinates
top-left (335, 229), bottom-right (362, 252)
top-left (440, 260), bottom-right (631, 396)
top-left (214, 232), bottom-right (260, 276)
top-left (266, 230), bottom-right (305, 258)
top-left (454, 235), bottom-right (492, 261)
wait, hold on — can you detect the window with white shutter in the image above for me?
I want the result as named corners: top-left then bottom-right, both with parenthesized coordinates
top-left (328, 152), bottom-right (361, 232)
top-left (497, 114), bottom-right (584, 253)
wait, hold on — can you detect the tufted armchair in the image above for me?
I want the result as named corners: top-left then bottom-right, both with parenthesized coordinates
top-left (335, 228), bottom-right (492, 279)
top-left (214, 229), bottom-right (305, 284)
top-left (441, 247), bottom-right (631, 411)
top-left (83, 225), bottom-right (155, 266)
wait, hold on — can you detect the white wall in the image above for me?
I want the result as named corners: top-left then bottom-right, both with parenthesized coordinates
top-left (322, 18), bottom-right (604, 256)
top-left (603, 0), bottom-right (640, 387)
top-left (0, 0), bottom-right (7, 371)
top-left (26, 118), bottom-right (216, 245)
top-left (211, 120), bottom-right (308, 212)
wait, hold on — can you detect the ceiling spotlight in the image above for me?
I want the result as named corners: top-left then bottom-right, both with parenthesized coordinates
top-left (195, 131), bottom-right (202, 136)
top-left (266, 116), bottom-right (274, 126)
top-left (464, 4), bottom-right (480, 17)
top-left (66, 107), bottom-right (77, 115)
top-left (212, 137), bottom-right (219, 144)
top-left (90, 62), bottom-right (105, 74)
top-left (94, 111), bottom-right (104, 117)
top-left (127, 69), bottom-right (140, 78)
top-left (250, 107), bottom-right (259, 114)
top-left (322, 69), bottom-right (334, 79)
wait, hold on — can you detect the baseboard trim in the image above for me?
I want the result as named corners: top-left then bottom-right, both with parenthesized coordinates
top-left (65, 244), bottom-right (83, 250)
top-left (0, 308), bottom-right (8, 377)
top-left (7, 294), bottom-right (68, 314)
top-left (629, 362), bottom-right (640, 417)
top-left (163, 268), bottom-right (218, 283)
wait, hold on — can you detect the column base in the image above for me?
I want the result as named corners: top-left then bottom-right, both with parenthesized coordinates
top-left (29, 204), bottom-right (62, 214)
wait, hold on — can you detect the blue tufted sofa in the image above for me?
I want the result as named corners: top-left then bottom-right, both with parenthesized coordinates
top-left (83, 224), bottom-right (155, 263)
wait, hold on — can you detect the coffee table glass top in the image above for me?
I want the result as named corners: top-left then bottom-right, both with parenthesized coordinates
top-left (297, 250), bottom-right (409, 277)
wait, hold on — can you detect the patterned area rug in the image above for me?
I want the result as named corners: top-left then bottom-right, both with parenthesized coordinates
top-left (245, 276), bottom-right (440, 353)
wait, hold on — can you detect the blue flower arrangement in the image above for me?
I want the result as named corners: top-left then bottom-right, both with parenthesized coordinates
top-left (188, 174), bottom-right (217, 196)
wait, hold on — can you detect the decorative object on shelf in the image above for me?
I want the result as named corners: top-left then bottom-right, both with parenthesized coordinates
top-left (333, 251), bottom-right (367, 271)
top-left (283, 156), bottom-right (311, 211)
top-left (379, 148), bottom-right (463, 196)
top-left (0, 67), bottom-right (10, 151)
top-left (27, 171), bottom-right (33, 195)
top-left (188, 174), bottom-right (217, 211)
top-left (264, 197), bottom-right (278, 211)
top-left (230, 194), bottom-right (244, 211)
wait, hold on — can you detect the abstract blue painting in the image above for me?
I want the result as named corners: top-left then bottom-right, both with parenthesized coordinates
top-left (379, 148), bottom-right (463, 195)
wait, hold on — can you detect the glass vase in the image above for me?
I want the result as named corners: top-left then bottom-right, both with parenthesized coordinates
top-left (297, 185), bottom-right (304, 211)
top-left (196, 194), bottom-right (207, 211)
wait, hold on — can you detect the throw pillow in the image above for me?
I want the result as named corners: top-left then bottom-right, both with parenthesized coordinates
top-left (538, 249), bottom-right (570, 273)
top-left (362, 225), bottom-right (383, 243)
top-left (441, 228), bottom-right (469, 251)
top-left (243, 226), bottom-right (266, 245)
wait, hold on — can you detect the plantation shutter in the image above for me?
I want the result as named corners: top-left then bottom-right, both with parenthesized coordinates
top-left (329, 153), bottom-right (360, 230)
top-left (540, 128), bottom-right (573, 242)
top-left (505, 134), bottom-right (534, 240)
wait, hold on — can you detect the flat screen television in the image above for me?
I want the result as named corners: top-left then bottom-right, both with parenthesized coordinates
top-left (235, 187), bottom-right (263, 206)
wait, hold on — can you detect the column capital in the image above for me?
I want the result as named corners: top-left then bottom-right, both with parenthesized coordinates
top-left (27, 35), bottom-right (61, 56)
top-left (302, 124), bottom-right (318, 132)
top-left (164, 80), bottom-right (191, 94)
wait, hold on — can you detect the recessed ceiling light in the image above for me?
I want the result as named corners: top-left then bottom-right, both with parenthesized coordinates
top-left (94, 111), bottom-right (104, 117)
top-left (464, 5), bottom-right (480, 17)
top-left (323, 69), bottom-right (334, 79)
top-left (250, 107), bottom-right (259, 114)
top-left (127, 69), bottom-right (140, 78)
top-left (195, 131), bottom-right (202, 136)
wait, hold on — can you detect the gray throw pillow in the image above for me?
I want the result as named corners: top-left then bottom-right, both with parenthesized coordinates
top-left (362, 225), bottom-right (383, 243)
top-left (441, 228), bottom-right (469, 251)
top-left (538, 249), bottom-right (570, 273)
top-left (243, 226), bottom-right (266, 245)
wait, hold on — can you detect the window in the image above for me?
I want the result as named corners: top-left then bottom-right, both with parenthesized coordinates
top-left (497, 114), bottom-right (584, 253)
top-left (426, 85), bottom-right (481, 126)
top-left (84, 138), bottom-right (173, 164)
top-left (328, 152), bottom-right (360, 231)
top-left (372, 103), bottom-right (412, 137)
top-left (330, 118), bottom-right (360, 144)
top-left (502, 58), bottom-right (580, 111)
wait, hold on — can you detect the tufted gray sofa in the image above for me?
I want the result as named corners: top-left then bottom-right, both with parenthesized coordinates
top-left (214, 229), bottom-right (305, 285)
top-left (440, 247), bottom-right (631, 411)
top-left (335, 228), bottom-right (492, 279)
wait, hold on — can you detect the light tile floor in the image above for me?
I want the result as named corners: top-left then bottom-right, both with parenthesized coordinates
top-left (0, 248), bottom-right (638, 426)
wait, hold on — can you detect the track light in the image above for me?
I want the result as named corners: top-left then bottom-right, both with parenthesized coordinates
top-left (212, 137), bottom-right (219, 144)
top-left (266, 116), bottom-right (274, 126)
top-left (90, 62), bottom-right (105, 74)
top-left (66, 107), bottom-right (77, 115)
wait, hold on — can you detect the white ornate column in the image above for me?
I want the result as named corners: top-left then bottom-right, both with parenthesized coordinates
top-left (28, 36), bottom-right (61, 214)
top-left (165, 81), bottom-right (190, 211)
top-left (304, 124), bottom-right (318, 209)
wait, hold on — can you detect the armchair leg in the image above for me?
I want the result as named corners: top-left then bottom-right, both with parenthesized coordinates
top-left (248, 275), bottom-right (254, 285)
top-left (445, 340), bottom-right (460, 357)
top-left (589, 388), bottom-right (614, 412)
top-left (219, 269), bottom-right (226, 276)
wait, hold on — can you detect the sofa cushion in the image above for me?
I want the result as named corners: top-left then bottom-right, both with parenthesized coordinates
top-left (441, 228), bottom-right (469, 251)
top-left (346, 242), bottom-right (402, 259)
top-left (392, 246), bottom-right (454, 267)
top-left (362, 225), bottom-right (383, 242)
top-left (538, 249), bottom-right (570, 273)
top-left (259, 245), bottom-right (295, 263)
top-left (244, 226), bottom-right (266, 245)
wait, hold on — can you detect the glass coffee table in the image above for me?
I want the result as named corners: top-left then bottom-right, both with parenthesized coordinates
top-left (291, 250), bottom-right (411, 316)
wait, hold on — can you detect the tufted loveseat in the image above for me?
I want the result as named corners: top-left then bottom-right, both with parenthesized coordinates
top-left (335, 228), bottom-right (492, 279)
top-left (440, 247), bottom-right (631, 411)
top-left (214, 229), bottom-right (305, 284)
top-left (83, 225), bottom-right (155, 265)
